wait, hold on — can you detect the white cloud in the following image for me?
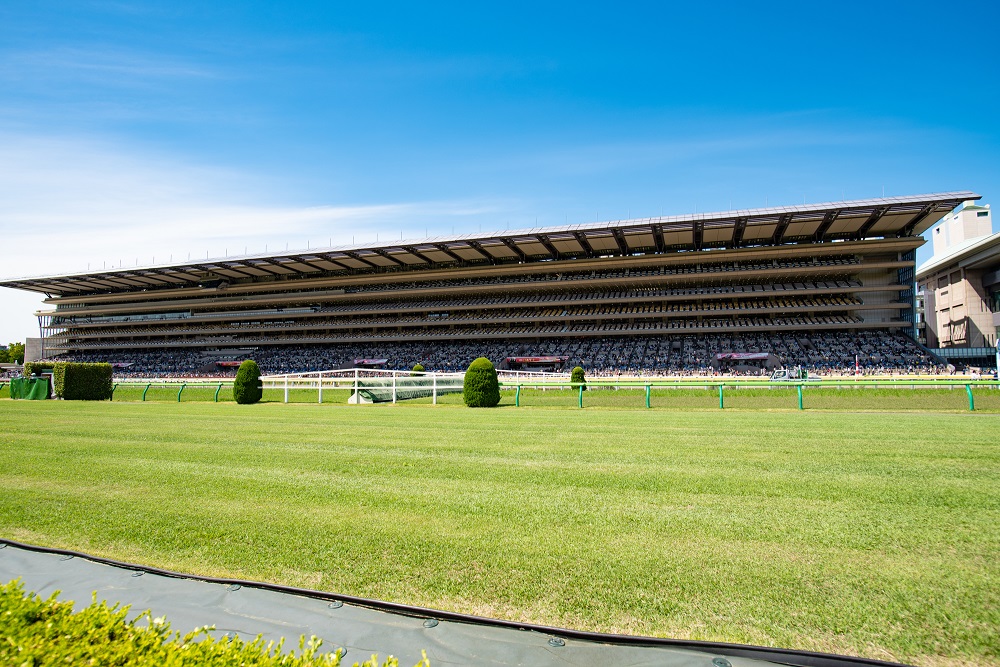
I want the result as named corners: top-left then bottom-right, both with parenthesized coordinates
top-left (0, 131), bottom-right (513, 343)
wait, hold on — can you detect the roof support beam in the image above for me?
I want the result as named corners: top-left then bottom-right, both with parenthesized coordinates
top-left (287, 256), bottom-right (331, 272)
top-left (610, 229), bottom-right (630, 255)
top-left (693, 221), bottom-right (704, 251)
top-left (367, 250), bottom-right (403, 268)
top-left (431, 244), bottom-right (465, 263)
top-left (855, 206), bottom-right (888, 239)
top-left (399, 246), bottom-right (436, 264)
top-left (772, 213), bottom-right (793, 245)
top-left (813, 211), bottom-right (840, 242)
top-left (466, 240), bottom-right (498, 264)
top-left (898, 204), bottom-right (935, 238)
top-left (97, 275), bottom-right (147, 289)
top-left (731, 217), bottom-right (748, 248)
top-left (136, 268), bottom-right (191, 282)
top-left (573, 232), bottom-right (596, 258)
top-left (500, 239), bottom-right (527, 262)
top-left (342, 251), bottom-right (378, 268)
top-left (651, 225), bottom-right (665, 254)
top-left (241, 262), bottom-right (284, 276)
top-left (535, 235), bottom-right (561, 261)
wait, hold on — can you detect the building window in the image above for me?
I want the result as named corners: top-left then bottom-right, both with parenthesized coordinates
top-left (977, 211), bottom-right (989, 217)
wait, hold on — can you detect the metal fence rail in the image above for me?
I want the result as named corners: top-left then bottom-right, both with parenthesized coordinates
top-left (110, 382), bottom-right (230, 402)
top-left (260, 369), bottom-right (465, 404)
top-left (498, 380), bottom-right (1000, 411)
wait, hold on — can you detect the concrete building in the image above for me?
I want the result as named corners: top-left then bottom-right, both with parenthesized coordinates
top-left (916, 200), bottom-right (1000, 369)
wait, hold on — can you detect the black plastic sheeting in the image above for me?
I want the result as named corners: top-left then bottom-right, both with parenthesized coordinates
top-left (0, 539), bottom-right (911, 667)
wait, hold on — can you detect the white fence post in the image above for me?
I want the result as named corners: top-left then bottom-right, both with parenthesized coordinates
top-left (284, 375), bottom-right (289, 403)
top-left (392, 371), bottom-right (397, 404)
top-left (432, 373), bottom-right (437, 405)
top-left (318, 372), bottom-right (323, 404)
top-left (354, 368), bottom-right (358, 404)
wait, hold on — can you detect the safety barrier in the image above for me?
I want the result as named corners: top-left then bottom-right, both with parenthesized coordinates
top-left (499, 379), bottom-right (1000, 411)
top-left (260, 369), bottom-right (465, 404)
top-left (110, 382), bottom-right (229, 402)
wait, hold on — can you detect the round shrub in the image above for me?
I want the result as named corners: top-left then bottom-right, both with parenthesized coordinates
top-left (232, 359), bottom-right (262, 404)
top-left (463, 357), bottom-right (500, 407)
top-left (411, 363), bottom-right (425, 376)
top-left (571, 365), bottom-right (586, 391)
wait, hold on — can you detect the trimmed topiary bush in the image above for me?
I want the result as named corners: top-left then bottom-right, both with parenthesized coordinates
top-left (411, 363), bottom-right (425, 376)
top-left (463, 357), bottom-right (500, 407)
top-left (571, 366), bottom-right (586, 391)
top-left (233, 360), bottom-right (263, 404)
top-left (55, 362), bottom-right (113, 400)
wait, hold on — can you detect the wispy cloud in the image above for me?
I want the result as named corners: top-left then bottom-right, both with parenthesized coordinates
top-left (0, 131), bottom-right (517, 340)
top-left (0, 132), bottom-right (514, 278)
top-left (499, 123), bottom-right (914, 177)
top-left (0, 46), bottom-right (217, 87)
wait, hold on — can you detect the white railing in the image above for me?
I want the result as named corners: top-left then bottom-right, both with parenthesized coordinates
top-left (260, 368), bottom-right (465, 404)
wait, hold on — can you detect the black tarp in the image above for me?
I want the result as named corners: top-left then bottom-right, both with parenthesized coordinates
top-left (0, 540), bottom-right (911, 667)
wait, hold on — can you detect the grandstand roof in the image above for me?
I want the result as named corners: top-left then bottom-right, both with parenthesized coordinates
top-left (1, 191), bottom-right (978, 297)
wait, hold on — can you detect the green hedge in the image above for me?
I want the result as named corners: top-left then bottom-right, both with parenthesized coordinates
top-left (411, 363), bottom-right (425, 376)
top-left (463, 357), bottom-right (500, 408)
top-left (22, 361), bottom-right (54, 378)
top-left (0, 579), bottom-right (429, 667)
top-left (571, 366), bottom-right (586, 391)
top-left (55, 362), bottom-right (114, 400)
top-left (233, 359), bottom-right (263, 404)
top-left (22, 362), bottom-right (112, 400)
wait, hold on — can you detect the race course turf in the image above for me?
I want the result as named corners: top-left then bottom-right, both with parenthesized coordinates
top-left (1, 400), bottom-right (997, 666)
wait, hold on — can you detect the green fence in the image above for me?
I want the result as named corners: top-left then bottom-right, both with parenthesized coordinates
top-left (499, 380), bottom-right (1000, 412)
top-left (110, 383), bottom-right (229, 403)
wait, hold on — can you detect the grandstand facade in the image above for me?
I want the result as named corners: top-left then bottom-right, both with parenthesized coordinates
top-left (0, 192), bottom-right (978, 376)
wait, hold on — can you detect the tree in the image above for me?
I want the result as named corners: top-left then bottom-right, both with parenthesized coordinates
top-left (411, 363), bottom-right (425, 376)
top-left (232, 359), bottom-right (263, 404)
top-left (571, 366), bottom-right (586, 391)
top-left (6, 342), bottom-right (24, 365)
top-left (463, 357), bottom-right (500, 407)
top-left (0, 347), bottom-right (8, 364)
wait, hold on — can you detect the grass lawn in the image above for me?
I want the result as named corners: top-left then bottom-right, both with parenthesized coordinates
top-left (0, 399), bottom-right (997, 666)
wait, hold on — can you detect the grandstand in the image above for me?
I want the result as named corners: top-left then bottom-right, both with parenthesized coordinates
top-left (0, 192), bottom-right (978, 376)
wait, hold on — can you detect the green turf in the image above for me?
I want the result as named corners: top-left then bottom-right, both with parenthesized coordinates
top-left (0, 400), bottom-right (997, 666)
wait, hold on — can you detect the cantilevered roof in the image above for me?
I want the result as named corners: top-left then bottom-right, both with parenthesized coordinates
top-left (0, 191), bottom-right (978, 297)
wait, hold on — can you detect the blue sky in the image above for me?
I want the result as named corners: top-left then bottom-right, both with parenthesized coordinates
top-left (1, 1), bottom-right (998, 343)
